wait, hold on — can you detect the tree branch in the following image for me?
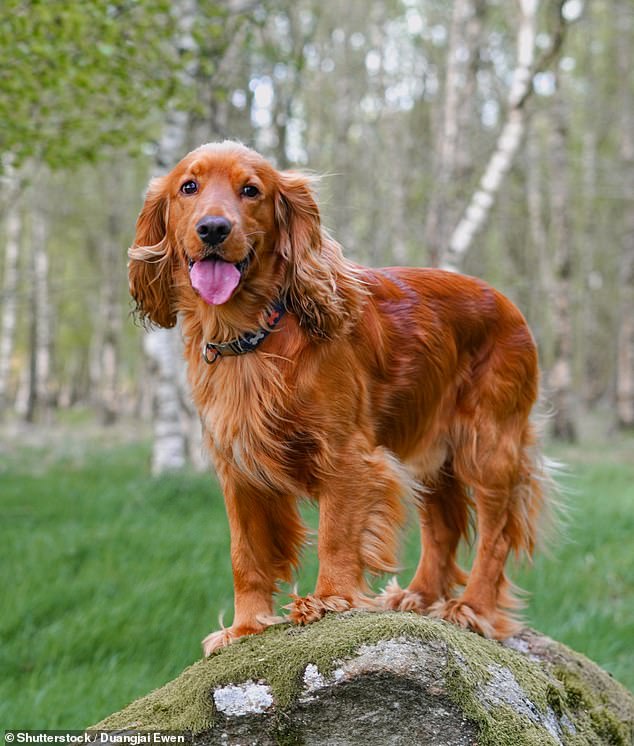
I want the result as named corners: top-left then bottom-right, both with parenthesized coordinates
top-left (442, 0), bottom-right (570, 270)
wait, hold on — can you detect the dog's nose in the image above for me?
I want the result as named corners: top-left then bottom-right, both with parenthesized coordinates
top-left (196, 216), bottom-right (232, 246)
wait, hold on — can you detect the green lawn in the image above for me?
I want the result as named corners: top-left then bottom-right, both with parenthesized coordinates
top-left (1, 428), bottom-right (632, 727)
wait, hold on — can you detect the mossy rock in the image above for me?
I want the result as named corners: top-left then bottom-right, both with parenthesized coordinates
top-left (91, 611), bottom-right (633, 745)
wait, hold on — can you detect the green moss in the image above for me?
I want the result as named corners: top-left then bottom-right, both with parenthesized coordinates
top-left (560, 671), bottom-right (589, 710)
top-left (546, 682), bottom-right (565, 718)
top-left (553, 667), bottom-right (631, 745)
top-left (439, 648), bottom-right (562, 746)
top-left (92, 612), bottom-right (634, 745)
top-left (589, 708), bottom-right (628, 745)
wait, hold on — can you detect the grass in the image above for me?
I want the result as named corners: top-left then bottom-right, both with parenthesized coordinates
top-left (1, 424), bottom-right (632, 728)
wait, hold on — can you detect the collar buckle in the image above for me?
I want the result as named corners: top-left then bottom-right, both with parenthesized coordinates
top-left (203, 344), bottom-right (222, 364)
top-left (202, 299), bottom-right (286, 365)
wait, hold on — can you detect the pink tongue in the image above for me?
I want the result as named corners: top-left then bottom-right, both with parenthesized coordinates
top-left (190, 258), bottom-right (241, 305)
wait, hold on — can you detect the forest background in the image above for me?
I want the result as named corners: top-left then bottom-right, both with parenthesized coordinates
top-left (1, 0), bottom-right (633, 727)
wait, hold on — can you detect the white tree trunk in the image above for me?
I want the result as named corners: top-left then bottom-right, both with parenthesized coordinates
top-left (34, 219), bottom-right (51, 411)
top-left (142, 0), bottom-right (198, 473)
top-left (0, 176), bottom-right (21, 417)
top-left (442, 0), bottom-right (539, 270)
top-left (144, 327), bottom-right (188, 475)
top-left (24, 210), bottom-right (52, 422)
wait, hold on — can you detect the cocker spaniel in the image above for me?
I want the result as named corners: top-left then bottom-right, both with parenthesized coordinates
top-left (128, 142), bottom-right (550, 655)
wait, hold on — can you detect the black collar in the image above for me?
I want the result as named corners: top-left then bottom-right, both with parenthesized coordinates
top-left (202, 299), bottom-right (287, 364)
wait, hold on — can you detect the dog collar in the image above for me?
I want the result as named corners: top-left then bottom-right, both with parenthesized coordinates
top-left (202, 299), bottom-right (286, 364)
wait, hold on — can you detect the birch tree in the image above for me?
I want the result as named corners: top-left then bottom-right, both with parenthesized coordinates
top-left (141, 0), bottom-right (197, 475)
top-left (0, 170), bottom-right (21, 418)
top-left (442, 0), bottom-right (567, 270)
top-left (24, 208), bottom-right (52, 423)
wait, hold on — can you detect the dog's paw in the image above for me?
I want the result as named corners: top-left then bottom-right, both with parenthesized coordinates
top-left (428, 597), bottom-right (522, 639)
top-left (202, 615), bottom-right (284, 657)
top-left (427, 598), bottom-right (498, 638)
top-left (202, 627), bottom-right (240, 656)
top-left (378, 577), bottom-right (427, 613)
top-left (286, 593), bottom-right (351, 625)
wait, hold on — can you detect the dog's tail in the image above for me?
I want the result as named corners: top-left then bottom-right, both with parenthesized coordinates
top-left (508, 413), bottom-right (567, 560)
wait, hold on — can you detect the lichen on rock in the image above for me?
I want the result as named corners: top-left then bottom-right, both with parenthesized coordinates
top-left (212, 681), bottom-right (274, 717)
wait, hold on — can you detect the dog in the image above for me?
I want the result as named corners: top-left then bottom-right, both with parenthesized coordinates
top-left (128, 141), bottom-right (549, 655)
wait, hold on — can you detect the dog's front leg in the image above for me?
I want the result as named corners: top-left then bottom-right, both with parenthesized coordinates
top-left (288, 486), bottom-right (364, 624)
top-left (289, 440), bottom-right (410, 625)
top-left (202, 466), bottom-right (305, 656)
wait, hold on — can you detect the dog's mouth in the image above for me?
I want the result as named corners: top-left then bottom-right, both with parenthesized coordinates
top-left (187, 252), bottom-right (252, 306)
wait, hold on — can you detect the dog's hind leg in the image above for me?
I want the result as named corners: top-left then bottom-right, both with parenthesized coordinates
top-left (380, 467), bottom-right (470, 613)
top-left (429, 420), bottom-right (544, 638)
top-left (288, 439), bottom-right (411, 625)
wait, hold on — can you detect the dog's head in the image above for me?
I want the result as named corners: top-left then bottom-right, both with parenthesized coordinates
top-left (128, 141), bottom-right (354, 337)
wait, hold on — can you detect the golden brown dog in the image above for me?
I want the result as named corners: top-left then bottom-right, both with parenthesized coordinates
top-left (129, 141), bottom-right (550, 655)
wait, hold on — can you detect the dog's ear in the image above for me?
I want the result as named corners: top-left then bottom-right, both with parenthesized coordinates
top-left (128, 176), bottom-right (177, 328)
top-left (275, 171), bottom-right (344, 337)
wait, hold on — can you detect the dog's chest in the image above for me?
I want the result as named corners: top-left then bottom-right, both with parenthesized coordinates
top-left (192, 356), bottom-right (315, 492)
top-left (204, 394), bottom-right (269, 463)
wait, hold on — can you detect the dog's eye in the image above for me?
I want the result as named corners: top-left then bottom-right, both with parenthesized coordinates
top-left (240, 184), bottom-right (260, 198)
top-left (180, 180), bottom-right (198, 195)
